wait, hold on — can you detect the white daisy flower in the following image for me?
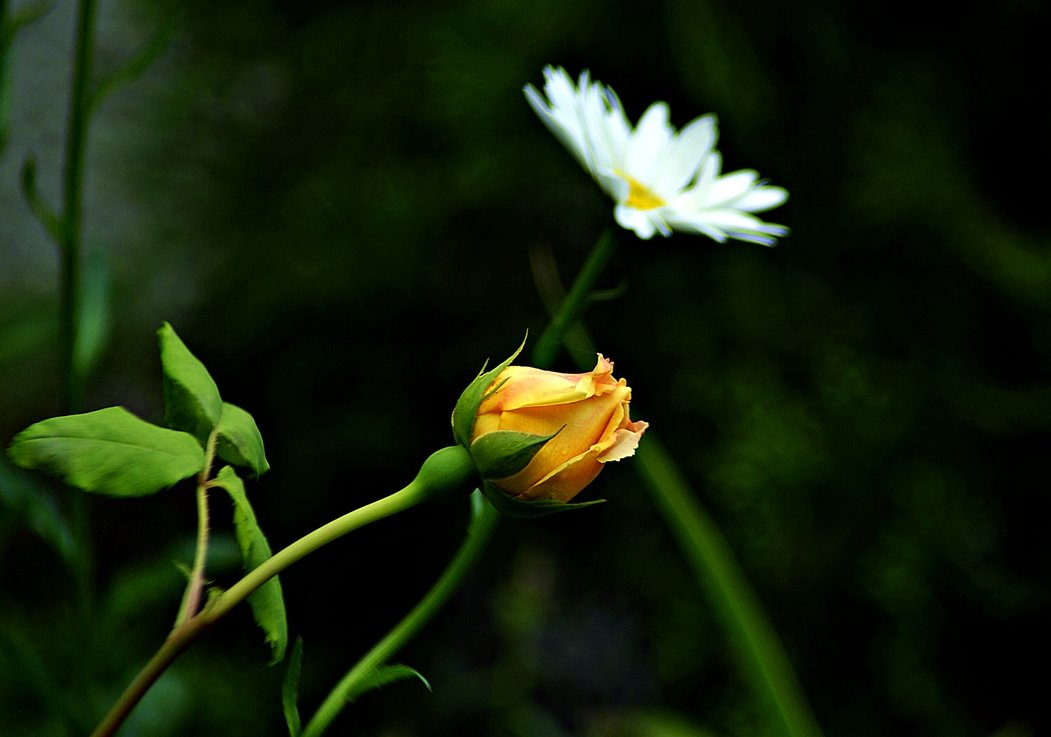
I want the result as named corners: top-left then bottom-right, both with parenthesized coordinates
top-left (524, 65), bottom-right (789, 245)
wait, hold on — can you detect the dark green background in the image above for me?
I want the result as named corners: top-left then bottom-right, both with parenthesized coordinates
top-left (2, 0), bottom-right (1048, 735)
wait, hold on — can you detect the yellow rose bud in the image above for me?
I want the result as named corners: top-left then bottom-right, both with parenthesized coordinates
top-left (471, 354), bottom-right (648, 502)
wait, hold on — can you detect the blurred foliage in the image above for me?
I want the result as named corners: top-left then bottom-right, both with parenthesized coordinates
top-left (1, 0), bottom-right (1048, 736)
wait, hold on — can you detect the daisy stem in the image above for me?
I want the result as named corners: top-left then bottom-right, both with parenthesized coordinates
top-left (534, 232), bottom-right (823, 737)
top-left (531, 229), bottom-right (616, 368)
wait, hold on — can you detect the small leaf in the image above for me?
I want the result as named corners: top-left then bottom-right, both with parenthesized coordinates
top-left (216, 403), bottom-right (269, 477)
top-left (469, 428), bottom-right (559, 480)
top-left (158, 322), bottom-right (223, 443)
top-left (7, 407), bottom-right (205, 497)
top-left (479, 480), bottom-right (605, 518)
top-left (282, 637), bottom-right (304, 737)
top-left (211, 465), bottom-right (287, 663)
top-left (346, 664), bottom-right (431, 703)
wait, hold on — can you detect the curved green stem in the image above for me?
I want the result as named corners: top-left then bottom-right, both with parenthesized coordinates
top-left (88, 467), bottom-right (447, 737)
top-left (301, 496), bottom-right (500, 737)
top-left (87, 609), bottom-right (212, 737)
top-left (209, 480), bottom-right (431, 622)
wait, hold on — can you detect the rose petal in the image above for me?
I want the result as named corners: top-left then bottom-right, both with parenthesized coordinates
top-left (596, 420), bottom-right (649, 462)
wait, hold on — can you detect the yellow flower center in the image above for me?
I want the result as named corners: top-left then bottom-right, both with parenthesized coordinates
top-left (615, 171), bottom-right (665, 210)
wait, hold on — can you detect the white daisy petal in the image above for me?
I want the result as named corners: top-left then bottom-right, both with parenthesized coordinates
top-left (602, 88), bottom-right (631, 170)
top-left (696, 208), bottom-right (772, 231)
top-left (525, 67), bottom-right (789, 246)
top-left (733, 185), bottom-right (789, 213)
top-left (600, 172), bottom-right (629, 202)
top-left (615, 205), bottom-right (658, 239)
top-left (652, 114), bottom-right (717, 194)
top-left (524, 85), bottom-right (588, 168)
top-left (665, 212), bottom-right (730, 241)
top-left (726, 227), bottom-right (788, 247)
top-left (582, 81), bottom-right (618, 175)
top-left (683, 150), bottom-right (722, 205)
top-left (625, 102), bottom-right (672, 182)
top-left (705, 170), bottom-right (759, 206)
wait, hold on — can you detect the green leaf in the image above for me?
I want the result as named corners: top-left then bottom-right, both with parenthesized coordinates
top-left (282, 637), bottom-right (304, 737)
top-left (7, 407), bottom-right (205, 497)
top-left (345, 664), bottom-right (431, 703)
top-left (216, 402), bottom-right (269, 477)
top-left (479, 480), bottom-right (606, 518)
top-left (451, 334), bottom-right (527, 448)
top-left (469, 428), bottom-right (559, 479)
top-left (211, 465), bottom-right (287, 663)
top-left (158, 322), bottom-right (222, 443)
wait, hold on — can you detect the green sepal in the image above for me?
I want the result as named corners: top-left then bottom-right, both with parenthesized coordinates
top-left (469, 428), bottom-right (560, 480)
top-left (7, 407), bottom-right (205, 497)
top-left (479, 480), bottom-right (606, 519)
top-left (210, 465), bottom-right (288, 664)
top-left (216, 402), bottom-right (269, 477)
top-left (158, 322), bottom-right (223, 444)
top-left (346, 664), bottom-right (431, 703)
top-left (450, 334), bottom-right (527, 448)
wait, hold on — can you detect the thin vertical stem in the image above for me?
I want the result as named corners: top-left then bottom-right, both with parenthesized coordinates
top-left (531, 230), bottom-right (616, 368)
top-left (60, 0), bottom-right (96, 412)
top-left (55, 5), bottom-right (99, 718)
top-left (178, 432), bottom-right (218, 626)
